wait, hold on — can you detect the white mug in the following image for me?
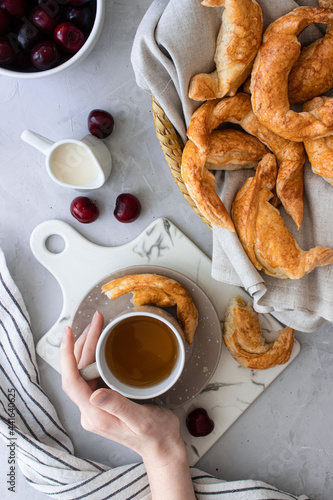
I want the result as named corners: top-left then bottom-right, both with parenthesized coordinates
top-left (79, 306), bottom-right (186, 400)
top-left (21, 129), bottom-right (112, 190)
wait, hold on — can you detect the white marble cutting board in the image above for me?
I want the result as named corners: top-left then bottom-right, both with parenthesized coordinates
top-left (31, 217), bottom-right (300, 466)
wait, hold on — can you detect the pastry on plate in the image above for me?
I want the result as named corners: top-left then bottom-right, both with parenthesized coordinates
top-left (232, 153), bottom-right (333, 278)
top-left (188, 0), bottom-right (263, 101)
top-left (223, 296), bottom-right (295, 369)
top-left (102, 274), bottom-right (198, 345)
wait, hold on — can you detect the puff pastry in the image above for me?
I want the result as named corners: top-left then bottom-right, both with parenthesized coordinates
top-left (181, 129), bottom-right (269, 231)
top-left (204, 129), bottom-right (269, 170)
top-left (232, 153), bottom-right (333, 278)
top-left (289, 22), bottom-right (333, 102)
top-left (102, 274), bottom-right (198, 345)
top-left (188, 0), bottom-right (263, 101)
top-left (187, 93), bottom-right (305, 229)
top-left (303, 97), bottom-right (333, 185)
top-left (131, 288), bottom-right (176, 308)
top-left (223, 296), bottom-right (295, 369)
top-left (250, 7), bottom-right (333, 142)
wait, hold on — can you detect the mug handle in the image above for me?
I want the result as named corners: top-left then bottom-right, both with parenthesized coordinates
top-left (79, 362), bottom-right (99, 381)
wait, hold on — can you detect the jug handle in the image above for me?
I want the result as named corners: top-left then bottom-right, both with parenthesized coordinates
top-left (21, 129), bottom-right (54, 155)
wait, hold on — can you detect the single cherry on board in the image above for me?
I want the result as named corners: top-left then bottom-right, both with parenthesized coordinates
top-left (70, 196), bottom-right (99, 223)
top-left (186, 408), bottom-right (215, 437)
top-left (114, 193), bottom-right (141, 223)
top-left (88, 109), bottom-right (114, 139)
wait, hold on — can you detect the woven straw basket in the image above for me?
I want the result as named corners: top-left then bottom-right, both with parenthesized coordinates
top-left (151, 94), bottom-right (213, 230)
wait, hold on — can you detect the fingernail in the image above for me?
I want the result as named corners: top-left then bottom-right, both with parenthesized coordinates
top-left (62, 327), bottom-right (70, 340)
top-left (82, 323), bottom-right (91, 335)
top-left (92, 311), bottom-right (100, 324)
top-left (90, 390), bottom-right (109, 406)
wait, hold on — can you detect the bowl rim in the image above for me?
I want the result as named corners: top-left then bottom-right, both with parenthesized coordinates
top-left (0, 0), bottom-right (105, 79)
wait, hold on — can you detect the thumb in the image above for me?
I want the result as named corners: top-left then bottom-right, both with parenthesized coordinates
top-left (90, 389), bottom-right (140, 427)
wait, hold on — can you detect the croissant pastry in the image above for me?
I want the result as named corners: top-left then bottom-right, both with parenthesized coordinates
top-left (303, 97), bottom-right (333, 185)
top-left (102, 274), bottom-right (198, 345)
top-left (181, 129), bottom-right (269, 231)
top-left (232, 153), bottom-right (333, 279)
top-left (223, 296), bottom-right (295, 369)
top-left (187, 93), bottom-right (305, 229)
top-left (250, 7), bottom-right (333, 142)
top-left (288, 0), bottom-right (333, 103)
top-left (188, 0), bottom-right (263, 101)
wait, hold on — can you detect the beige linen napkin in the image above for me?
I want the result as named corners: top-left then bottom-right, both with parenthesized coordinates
top-left (131, 0), bottom-right (333, 332)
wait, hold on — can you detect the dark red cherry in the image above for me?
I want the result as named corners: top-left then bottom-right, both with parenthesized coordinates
top-left (0, 9), bottom-right (10, 35)
top-left (88, 109), bottom-right (114, 139)
top-left (54, 21), bottom-right (85, 53)
top-left (65, 4), bottom-right (93, 32)
top-left (30, 40), bottom-right (61, 70)
top-left (70, 196), bottom-right (99, 223)
top-left (1, 0), bottom-right (28, 17)
top-left (30, 5), bottom-right (59, 34)
top-left (114, 193), bottom-right (141, 223)
top-left (0, 36), bottom-right (15, 65)
top-left (186, 408), bottom-right (215, 437)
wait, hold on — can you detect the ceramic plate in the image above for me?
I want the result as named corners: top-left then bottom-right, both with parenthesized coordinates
top-left (71, 265), bottom-right (222, 409)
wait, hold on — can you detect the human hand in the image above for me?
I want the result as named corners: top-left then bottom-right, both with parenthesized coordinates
top-left (60, 311), bottom-right (185, 468)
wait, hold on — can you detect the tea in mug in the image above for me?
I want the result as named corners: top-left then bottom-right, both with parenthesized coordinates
top-left (104, 316), bottom-right (178, 387)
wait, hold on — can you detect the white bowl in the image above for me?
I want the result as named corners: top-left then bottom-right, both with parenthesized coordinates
top-left (0, 0), bottom-right (105, 79)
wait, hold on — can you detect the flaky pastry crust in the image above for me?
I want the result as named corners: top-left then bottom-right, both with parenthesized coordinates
top-left (188, 0), bottom-right (263, 101)
top-left (250, 7), bottom-right (333, 141)
top-left (232, 153), bottom-right (333, 279)
top-left (303, 97), bottom-right (333, 185)
top-left (223, 296), bottom-right (295, 369)
top-left (204, 129), bottom-right (269, 170)
top-left (102, 274), bottom-right (198, 345)
top-left (288, 0), bottom-right (333, 103)
top-left (181, 129), bottom-right (269, 231)
top-left (187, 93), bottom-right (305, 229)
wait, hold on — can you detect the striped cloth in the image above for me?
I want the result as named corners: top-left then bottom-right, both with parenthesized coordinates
top-left (0, 248), bottom-right (309, 499)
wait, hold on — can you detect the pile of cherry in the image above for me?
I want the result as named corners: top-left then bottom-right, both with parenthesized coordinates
top-left (0, 0), bottom-right (96, 71)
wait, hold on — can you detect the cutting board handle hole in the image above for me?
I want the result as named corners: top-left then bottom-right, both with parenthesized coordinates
top-left (45, 234), bottom-right (66, 254)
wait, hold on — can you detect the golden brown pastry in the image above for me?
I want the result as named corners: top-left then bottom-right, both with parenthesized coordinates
top-left (131, 287), bottom-right (177, 308)
top-left (232, 153), bottom-right (277, 269)
top-left (187, 93), bottom-right (305, 229)
top-left (232, 153), bottom-right (333, 278)
top-left (181, 129), bottom-right (269, 231)
top-left (204, 129), bottom-right (269, 170)
top-left (288, 9), bottom-right (333, 103)
top-left (181, 138), bottom-right (235, 231)
top-left (102, 274), bottom-right (198, 345)
top-left (303, 97), bottom-right (333, 185)
top-left (250, 7), bottom-right (333, 142)
top-left (188, 0), bottom-right (263, 101)
top-left (223, 296), bottom-right (295, 369)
